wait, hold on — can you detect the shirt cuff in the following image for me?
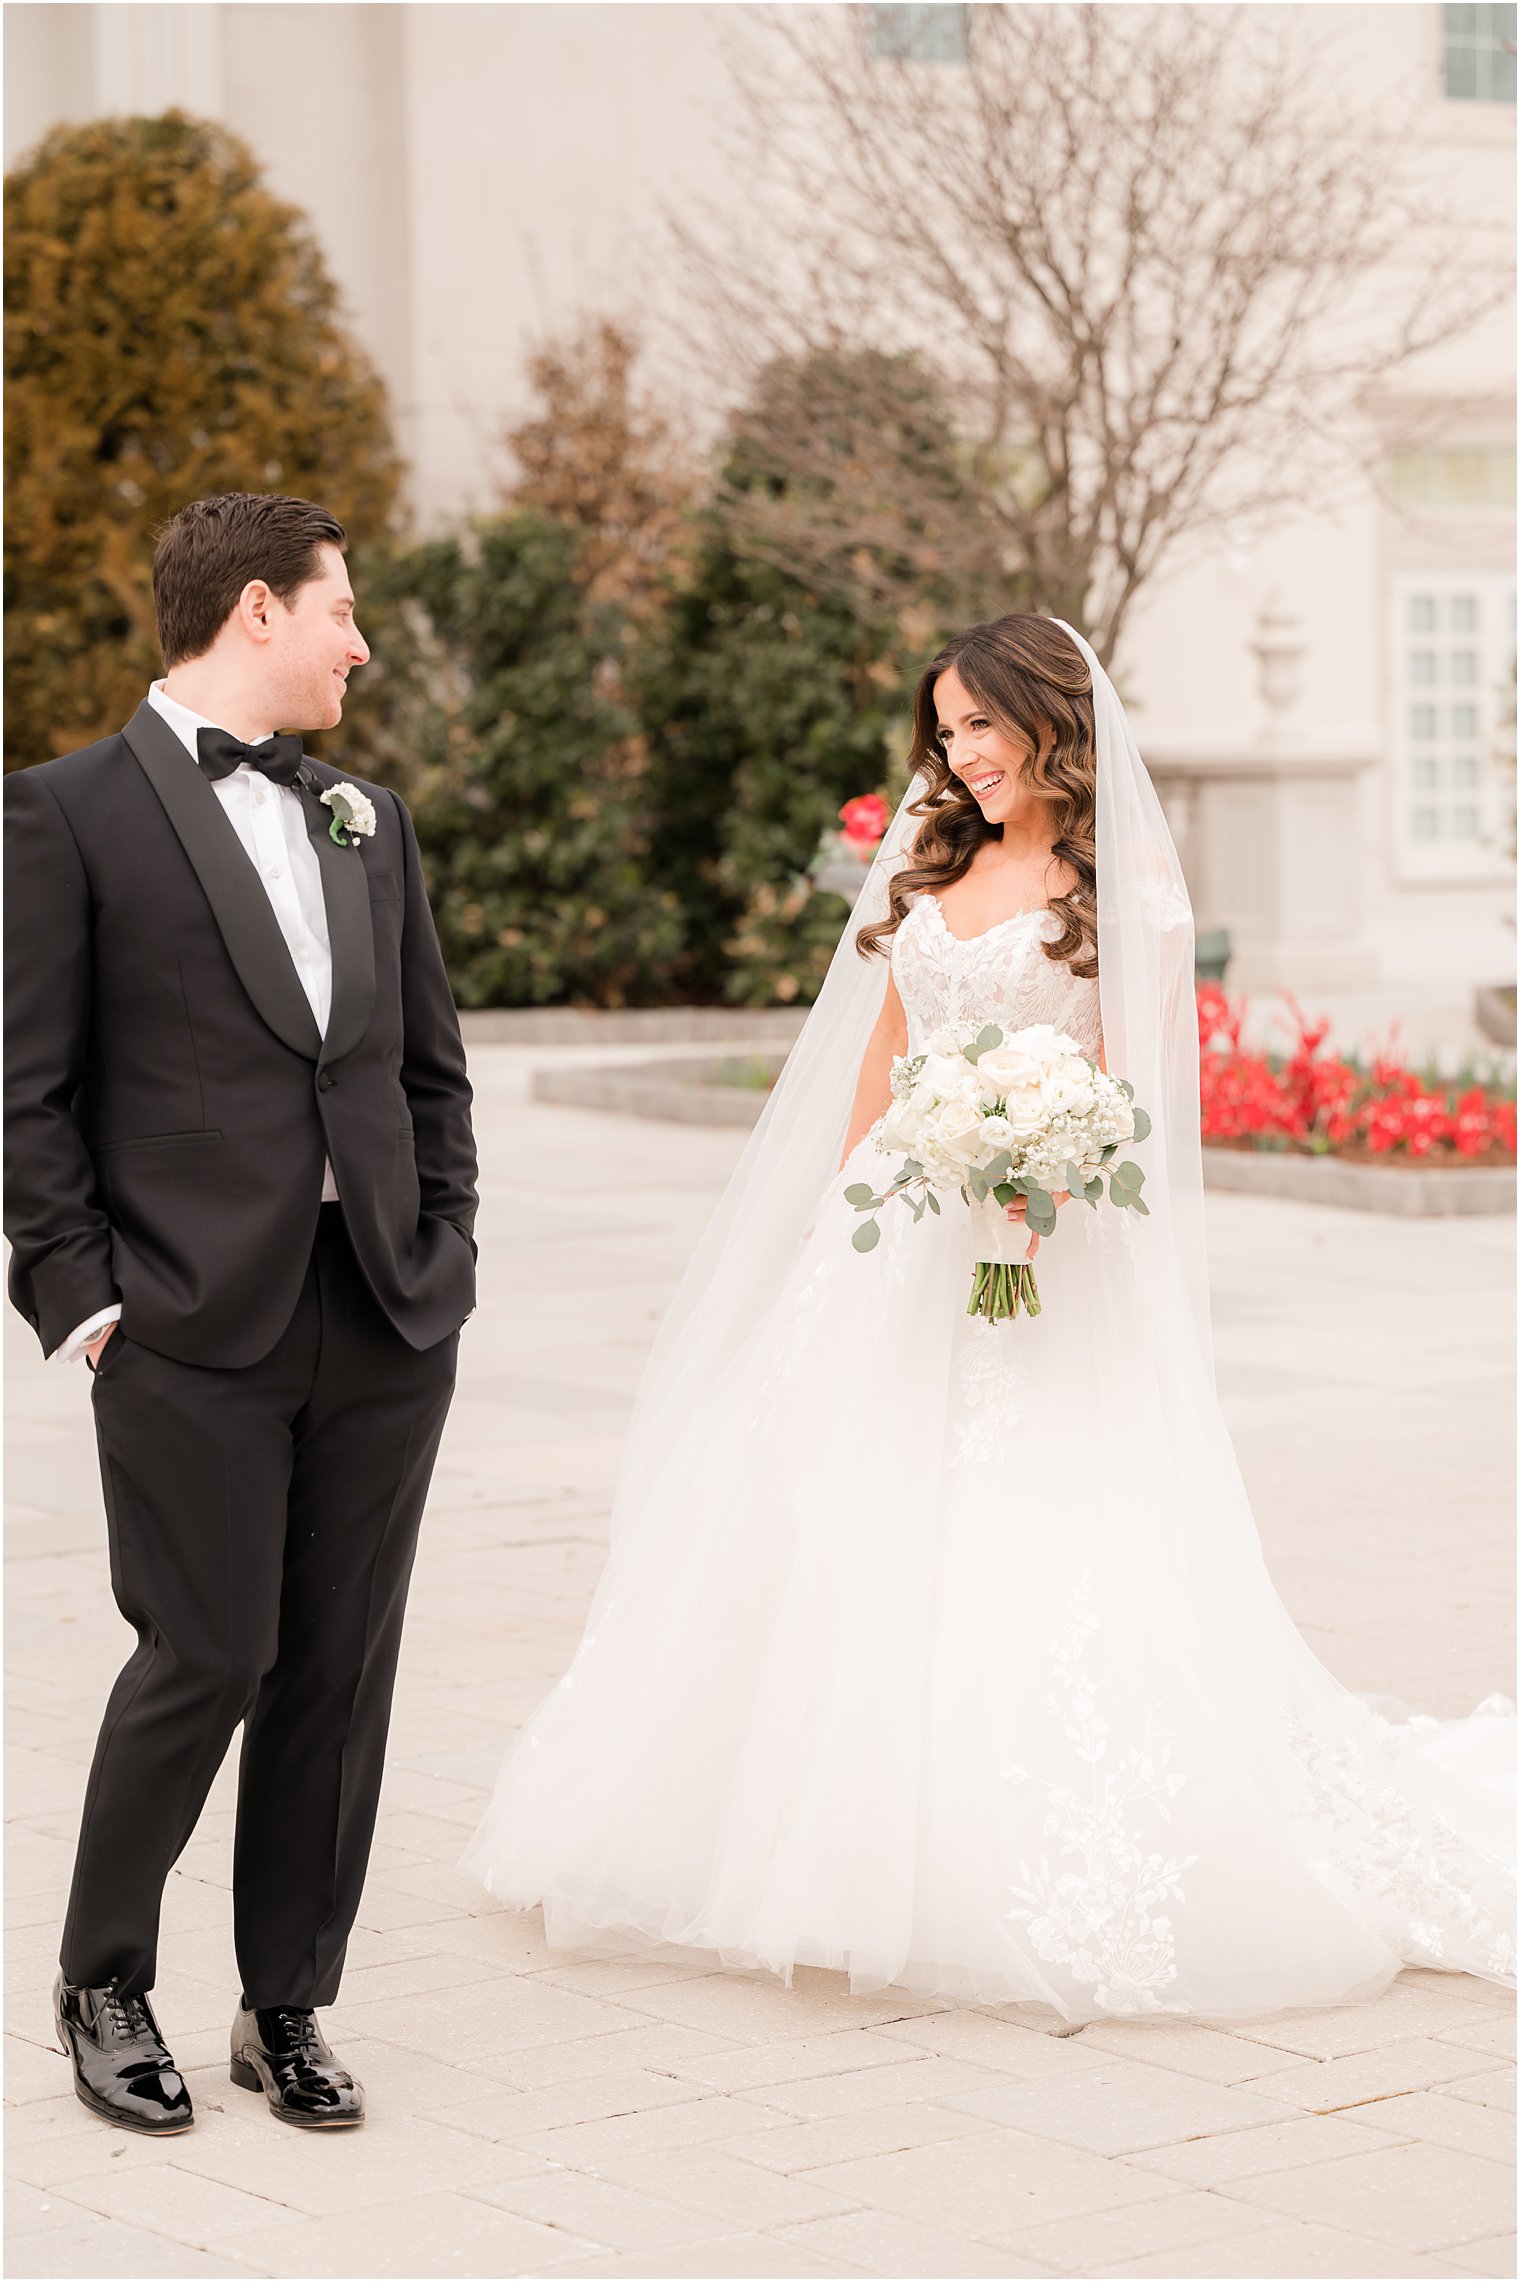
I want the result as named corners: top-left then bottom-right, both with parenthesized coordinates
top-left (52, 1305), bottom-right (122, 1364)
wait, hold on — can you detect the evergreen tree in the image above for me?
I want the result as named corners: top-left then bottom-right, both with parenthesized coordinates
top-left (4, 111), bottom-right (398, 771)
top-left (401, 515), bottom-right (687, 1008)
top-left (636, 353), bottom-right (966, 1006)
top-left (636, 532), bottom-right (917, 1006)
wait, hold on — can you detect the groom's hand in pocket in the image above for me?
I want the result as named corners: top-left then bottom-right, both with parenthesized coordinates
top-left (85, 1324), bottom-right (119, 1371)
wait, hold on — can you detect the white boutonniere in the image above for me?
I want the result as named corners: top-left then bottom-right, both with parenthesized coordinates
top-left (320, 782), bottom-right (377, 848)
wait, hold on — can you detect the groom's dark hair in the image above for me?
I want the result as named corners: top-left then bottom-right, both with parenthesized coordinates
top-left (153, 493), bottom-right (348, 667)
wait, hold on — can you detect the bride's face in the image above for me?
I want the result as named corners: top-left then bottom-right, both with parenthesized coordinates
top-left (932, 664), bottom-right (1045, 829)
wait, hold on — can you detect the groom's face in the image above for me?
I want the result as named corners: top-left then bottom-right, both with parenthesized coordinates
top-left (264, 544), bottom-right (371, 731)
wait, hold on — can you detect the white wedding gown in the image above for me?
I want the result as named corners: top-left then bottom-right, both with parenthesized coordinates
top-left (465, 893), bottom-right (1515, 2022)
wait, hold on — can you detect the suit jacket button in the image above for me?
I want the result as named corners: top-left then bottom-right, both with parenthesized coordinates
top-left (317, 1071), bottom-right (335, 1092)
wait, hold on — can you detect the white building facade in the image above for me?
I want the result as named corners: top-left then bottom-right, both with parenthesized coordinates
top-left (5, 0), bottom-right (1515, 1001)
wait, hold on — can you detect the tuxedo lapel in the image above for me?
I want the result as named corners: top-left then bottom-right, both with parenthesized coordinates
top-left (122, 702), bottom-right (323, 1062)
top-left (297, 769), bottom-right (376, 1071)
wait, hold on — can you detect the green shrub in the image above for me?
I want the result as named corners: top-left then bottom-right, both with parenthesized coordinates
top-left (637, 529), bottom-right (919, 1006)
top-left (398, 515), bottom-right (688, 1008)
top-left (631, 349), bottom-right (994, 1006)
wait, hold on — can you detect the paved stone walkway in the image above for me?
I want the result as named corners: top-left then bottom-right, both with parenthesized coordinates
top-left (5, 1043), bottom-right (1514, 2280)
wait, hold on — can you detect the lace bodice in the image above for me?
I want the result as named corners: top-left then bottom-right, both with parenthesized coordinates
top-left (892, 894), bottom-right (1103, 1060)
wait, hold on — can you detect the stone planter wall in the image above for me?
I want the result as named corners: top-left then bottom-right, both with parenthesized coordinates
top-left (460, 1006), bottom-right (808, 1047)
top-left (1199, 1147), bottom-right (1513, 1217)
top-left (533, 1054), bottom-right (784, 1129)
top-left (531, 1052), bottom-right (1516, 1217)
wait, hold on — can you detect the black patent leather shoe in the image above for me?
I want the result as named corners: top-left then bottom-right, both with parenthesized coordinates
top-left (53, 1972), bottom-right (193, 2135)
top-left (230, 2005), bottom-right (364, 2128)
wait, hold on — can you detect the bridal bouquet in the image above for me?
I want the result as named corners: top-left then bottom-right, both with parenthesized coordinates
top-left (845, 1022), bottom-right (1151, 1323)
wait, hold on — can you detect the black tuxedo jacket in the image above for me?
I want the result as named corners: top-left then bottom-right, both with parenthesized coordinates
top-left (4, 700), bottom-right (478, 1368)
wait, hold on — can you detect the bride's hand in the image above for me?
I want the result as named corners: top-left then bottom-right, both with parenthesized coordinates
top-left (1005, 1189), bottom-right (1071, 1259)
top-left (1004, 1189), bottom-right (1071, 1221)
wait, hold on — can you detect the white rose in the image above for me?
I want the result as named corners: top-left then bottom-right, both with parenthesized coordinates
top-left (979, 1114), bottom-right (1014, 1156)
top-left (913, 1139), bottom-right (961, 1187)
top-left (1002, 1082), bottom-right (1049, 1140)
top-left (965, 1066), bottom-right (997, 1112)
top-left (1005, 1024), bottom-right (1070, 1070)
top-left (906, 1071), bottom-right (949, 1123)
top-left (931, 1096), bottom-right (989, 1164)
top-left (975, 1044), bottom-right (1044, 1095)
top-left (916, 1052), bottom-right (972, 1103)
top-left (1042, 1068), bottom-right (1095, 1117)
top-left (881, 1100), bottom-right (925, 1154)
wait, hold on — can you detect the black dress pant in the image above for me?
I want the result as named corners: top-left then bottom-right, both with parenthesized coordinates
top-left (61, 1205), bottom-right (459, 2007)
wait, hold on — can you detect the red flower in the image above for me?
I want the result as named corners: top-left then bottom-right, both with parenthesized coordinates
top-left (1196, 982), bottom-right (1240, 1054)
top-left (838, 793), bottom-right (891, 848)
top-left (1193, 986), bottom-right (1515, 1163)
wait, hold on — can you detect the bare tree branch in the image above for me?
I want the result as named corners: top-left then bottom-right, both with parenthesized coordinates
top-left (657, 2), bottom-right (1510, 662)
top-left (501, 316), bottom-right (698, 617)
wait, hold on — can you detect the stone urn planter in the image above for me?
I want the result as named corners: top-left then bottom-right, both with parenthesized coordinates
top-left (1475, 984), bottom-right (1517, 1049)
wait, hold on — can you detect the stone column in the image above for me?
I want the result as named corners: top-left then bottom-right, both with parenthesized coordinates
top-left (91, 2), bottom-right (223, 115)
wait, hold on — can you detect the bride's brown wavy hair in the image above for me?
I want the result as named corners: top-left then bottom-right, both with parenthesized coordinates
top-left (857, 613), bottom-right (1097, 979)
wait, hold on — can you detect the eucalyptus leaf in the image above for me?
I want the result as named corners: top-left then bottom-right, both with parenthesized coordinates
top-left (1129, 1107), bottom-right (1152, 1142)
top-left (843, 1184), bottom-right (875, 1208)
top-left (926, 1191), bottom-right (941, 1215)
top-left (852, 1220), bottom-right (881, 1252)
top-left (992, 1183), bottom-right (1016, 1206)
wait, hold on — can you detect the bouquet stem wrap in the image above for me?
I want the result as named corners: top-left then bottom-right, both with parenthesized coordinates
top-left (965, 1196), bottom-right (1040, 1322)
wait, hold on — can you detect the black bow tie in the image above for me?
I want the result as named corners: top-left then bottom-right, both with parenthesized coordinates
top-left (195, 727), bottom-right (306, 787)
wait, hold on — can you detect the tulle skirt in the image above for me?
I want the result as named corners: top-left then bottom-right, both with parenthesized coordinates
top-left (463, 1138), bottom-right (1515, 2023)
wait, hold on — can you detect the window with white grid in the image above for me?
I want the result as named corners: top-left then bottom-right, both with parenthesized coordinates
top-left (1443, 2), bottom-right (1517, 101)
top-left (1390, 575), bottom-right (1516, 880)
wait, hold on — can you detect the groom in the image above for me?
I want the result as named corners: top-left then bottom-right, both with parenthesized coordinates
top-left (3, 493), bottom-right (478, 2134)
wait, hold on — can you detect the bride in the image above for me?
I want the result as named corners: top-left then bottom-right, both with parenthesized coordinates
top-left (464, 612), bottom-right (1514, 2022)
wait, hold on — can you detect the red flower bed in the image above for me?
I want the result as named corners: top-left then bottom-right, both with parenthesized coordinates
top-left (1197, 985), bottom-right (1517, 1165)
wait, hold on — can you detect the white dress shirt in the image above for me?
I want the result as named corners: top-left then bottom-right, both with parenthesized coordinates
top-left (56, 683), bottom-right (339, 1361)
